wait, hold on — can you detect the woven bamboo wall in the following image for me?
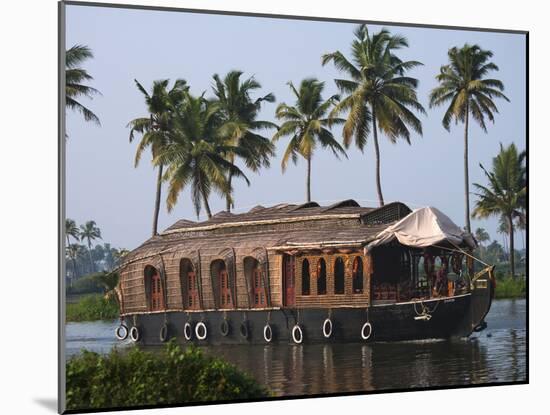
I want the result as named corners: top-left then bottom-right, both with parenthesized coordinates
top-left (119, 242), bottom-right (285, 313)
top-left (116, 206), bottom-right (395, 314)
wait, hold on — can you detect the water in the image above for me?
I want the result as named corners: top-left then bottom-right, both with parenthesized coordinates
top-left (65, 299), bottom-right (526, 394)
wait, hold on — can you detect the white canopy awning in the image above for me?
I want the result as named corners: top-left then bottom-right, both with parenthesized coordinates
top-left (365, 207), bottom-right (476, 252)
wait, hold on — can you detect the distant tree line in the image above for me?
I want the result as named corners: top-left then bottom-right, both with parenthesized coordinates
top-left (65, 218), bottom-right (128, 283)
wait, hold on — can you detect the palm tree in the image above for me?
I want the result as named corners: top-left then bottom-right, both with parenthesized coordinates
top-left (65, 45), bottom-right (101, 125)
top-left (113, 248), bottom-right (130, 267)
top-left (497, 216), bottom-right (510, 259)
top-left (322, 25), bottom-right (425, 206)
top-left (79, 220), bottom-right (102, 273)
top-left (475, 227), bottom-right (490, 256)
top-left (66, 244), bottom-right (81, 281)
top-left (515, 211), bottom-right (526, 251)
top-left (272, 79), bottom-right (346, 202)
top-left (128, 79), bottom-right (188, 235)
top-left (154, 93), bottom-right (250, 219)
top-left (65, 219), bottom-right (80, 281)
top-left (472, 143), bottom-right (526, 278)
top-left (65, 218), bottom-right (80, 245)
top-left (429, 44), bottom-right (509, 233)
top-left (212, 71), bottom-right (277, 211)
top-left (474, 227), bottom-right (490, 246)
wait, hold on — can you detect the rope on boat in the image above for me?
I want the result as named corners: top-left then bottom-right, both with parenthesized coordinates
top-left (432, 242), bottom-right (495, 289)
top-left (411, 284), bottom-right (442, 321)
top-left (410, 242), bottom-right (495, 323)
top-left (433, 241), bottom-right (491, 268)
top-left (412, 299), bottom-right (440, 321)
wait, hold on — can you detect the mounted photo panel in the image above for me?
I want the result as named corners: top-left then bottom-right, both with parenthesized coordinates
top-left (59, 1), bottom-right (528, 413)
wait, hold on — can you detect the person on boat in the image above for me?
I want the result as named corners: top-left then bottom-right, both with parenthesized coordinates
top-left (434, 261), bottom-right (448, 296)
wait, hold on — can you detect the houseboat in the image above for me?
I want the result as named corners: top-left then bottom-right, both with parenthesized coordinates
top-left (114, 200), bottom-right (494, 345)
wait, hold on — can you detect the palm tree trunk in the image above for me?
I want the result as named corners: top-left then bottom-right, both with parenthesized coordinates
top-left (67, 235), bottom-right (77, 286)
top-left (306, 154), bottom-right (311, 202)
top-left (508, 214), bottom-right (515, 278)
top-left (226, 172), bottom-right (233, 212)
top-left (371, 109), bottom-right (384, 207)
top-left (202, 191), bottom-right (212, 219)
top-left (152, 164), bottom-right (163, 236)
top-left (88, 240), bottom-right (94, 273)
top-left (464, 106), bottom-right (472, 233)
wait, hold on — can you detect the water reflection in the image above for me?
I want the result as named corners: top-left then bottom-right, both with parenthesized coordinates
top-left (198, 328), bottom-right (525, 394)
top-left (65, 299), bottom-right (526, 395)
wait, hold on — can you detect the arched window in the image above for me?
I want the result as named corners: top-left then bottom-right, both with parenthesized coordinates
top-left (317, 258), bottom-right (327, 295)
top-left (144, 265), bottom-right (164, 311)
top-left (334, 257), bottom-right (345, 294)
top-left (244, 257), bottom-right (267, 307)
top-left (301, 259), bottom-right (310, 295)
top-left (180, 258), bottom-right (199, 309)
top-left (352, 257), bottom-right (364, 294)
top-left (211, 259), bottom-right (234, 309)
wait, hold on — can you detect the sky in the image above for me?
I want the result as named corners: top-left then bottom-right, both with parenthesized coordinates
top-left (65, 4), bottom-right (527, 251)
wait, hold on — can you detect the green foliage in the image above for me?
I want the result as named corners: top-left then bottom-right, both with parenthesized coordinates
top-left (429, 44), bottom-right (508, 132)
top-left (66, 341), bottom-right (269, 410)
top-left (128, 79), bottom-right (188, 167)
top-left (67, 272), bottom-right (107, 295)
top-left (97, 271), bottom-right (120, 292)
top-left (473, 143), bottom-right (526, 277)
top-left (273, 78), bottom-right (346, 169)
top-left (494, 277), bottom-right (526, 299)
top-left (66, 294), bottom-right (119, 322)
top-left (322, 24), bottom-right (425, 206)
top-left (65, 218), bottom-right (80, 241)
top-left (154, 93), bottom-right (250, 217)
top-left (213, 70), bottom-right (277, 210)
top-left (429, 43), bottom-right (509, 233)
top-left (272, 78), bottom-right (346, 201)
top-left (474, 227), bottom-right (490, 245)
top-left (322, 25), bottom-right (425, 148)
top-left (473, 143), bottom-right (526, 221)
top-left (80, 220), bottom-right (102, 246)
top-left (66, 44), bottom-right (101, 125)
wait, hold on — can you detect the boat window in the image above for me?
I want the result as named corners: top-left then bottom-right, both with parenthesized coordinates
top-left (144, 265), bottom-right (164, 311)
top-left (352, 257), bottom-right (363, 294)
top-left (317, 258), bottom-right (327, 295)
top-left (179, 258), bottom-right (198, 309)
top-left (334, 257), bottom-right (345, 294)
top-left (244, 257), bottom-right (267, 308)
top-left (211, 259), bottom-right (234, 309)
top-left (253, 267), bottom-right (266, 307)
top-left (301, 259), bottom-right (310, 295)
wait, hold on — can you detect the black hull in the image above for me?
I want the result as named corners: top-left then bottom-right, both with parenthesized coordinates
top-left (122, 293), bottom-right (478, 346)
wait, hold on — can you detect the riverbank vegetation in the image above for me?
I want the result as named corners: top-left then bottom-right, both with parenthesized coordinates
top-left (66, 294), bottom-right (119, 322)
top-left (494, 277), bottom-right (525, 299)
top-left (473, 143), bottom-right (526, 277)
top-left (66, 341), bottom-right (269, 410)
top-left (65, 219), bottom-right (129, 284)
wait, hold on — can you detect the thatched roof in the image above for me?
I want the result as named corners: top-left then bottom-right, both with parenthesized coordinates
top-left (119, 200), bottom-right (411, 268)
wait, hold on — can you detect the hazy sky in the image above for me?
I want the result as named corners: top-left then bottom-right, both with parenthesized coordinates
top-left (65, 4), bottom-right (526, 251)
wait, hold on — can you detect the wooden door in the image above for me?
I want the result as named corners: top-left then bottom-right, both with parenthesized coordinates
top-left (252, 267), bottom-right (267, 307)
top-left (187, 271), bottom-right (199, 309)
top-left (283, 254), bottom-right (295, 306)
top-left (219, 269), bottom-right (233, 308)
top-left (150, 271), bottom-right (164, 311)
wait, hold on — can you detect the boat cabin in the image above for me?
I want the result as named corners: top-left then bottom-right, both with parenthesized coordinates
top-left (116, 200), bottom-right (474, 316)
